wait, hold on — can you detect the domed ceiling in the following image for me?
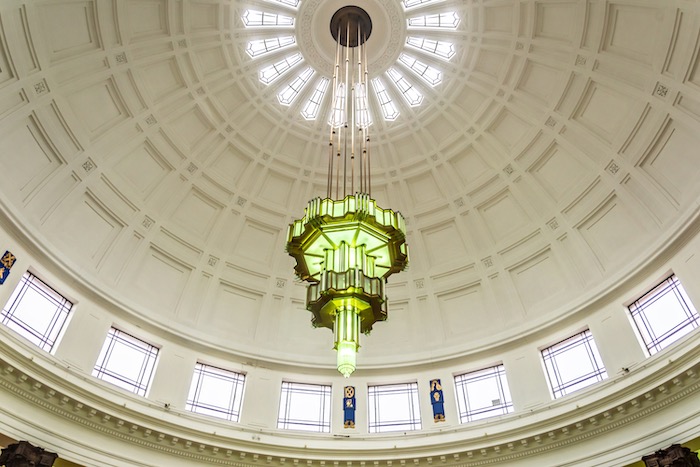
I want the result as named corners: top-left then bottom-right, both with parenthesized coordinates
top-left (1, 0), bottom-right (700, 369)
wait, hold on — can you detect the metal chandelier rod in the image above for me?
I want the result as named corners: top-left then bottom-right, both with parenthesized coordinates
top-left (327, 10), bottom-right (371, 201)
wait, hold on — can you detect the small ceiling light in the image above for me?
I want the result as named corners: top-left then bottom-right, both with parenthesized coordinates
top-left (286, 6), bottom-right (409, 377)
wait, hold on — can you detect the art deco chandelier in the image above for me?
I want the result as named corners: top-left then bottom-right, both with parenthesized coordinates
top-left (286, 6), bottom-right (409, 377)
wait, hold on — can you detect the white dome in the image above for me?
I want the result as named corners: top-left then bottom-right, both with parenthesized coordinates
top-left (0, 0), bottom-right (699, 465)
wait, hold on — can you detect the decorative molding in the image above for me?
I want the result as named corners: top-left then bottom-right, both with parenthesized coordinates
top-left (115, 52), bottom-right (127, 64)
top-left (653, 82), bottom-right (669, 98)
top-left (575, 55), bottom-right (587, 66)
top-left (142, 216), bottom-right (154, 229)
top-left (414, 279), bottom-right (424, 289)
top-left (81, 159), bottom-right (96, 173)
top-left (482, 257), bottom-right (493, 268)
top-left (207, 256), bottom-right (218, 267)
top-left (276, 278), bottom-right (286, 288)
top-left (606, 160), bottom-right (620, 175)
top-left (33, 80), bottom-right (48, 95)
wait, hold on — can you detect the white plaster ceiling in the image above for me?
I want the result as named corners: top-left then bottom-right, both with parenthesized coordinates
top-left (1, 0), bottom-right (700, 369)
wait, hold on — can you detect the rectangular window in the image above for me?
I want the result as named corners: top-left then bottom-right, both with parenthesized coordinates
top-left (628, 274), bottom-right (699, 355)
top-left (92, 328), bottom-right (159, 397)
top-left (1, 271), bottom-right (73, 353)
top-left (368, 382), bottom-right (421, 433)
top-left (277, 381), bottom-right (331, 432)
top-left (454, 365), bottom-right (513, 423)
top-left (542, 329), bottom-right (607, 399)
top-left (186, 363), bottom-right (246, 422)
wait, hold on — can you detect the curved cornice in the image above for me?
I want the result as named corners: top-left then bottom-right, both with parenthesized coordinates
top-left (0, 331), bottom-right (698, 466)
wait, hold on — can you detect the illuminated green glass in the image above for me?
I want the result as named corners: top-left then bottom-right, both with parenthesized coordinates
top-left (287, 194), bottom-right (408, 377)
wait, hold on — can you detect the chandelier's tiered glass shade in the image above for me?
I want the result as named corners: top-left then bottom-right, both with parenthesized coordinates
top-left (286, 7), bottom-right (409, 377)
top-left (287, 196), bottom-right (408, 377)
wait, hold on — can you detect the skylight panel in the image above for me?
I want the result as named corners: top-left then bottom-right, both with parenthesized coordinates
top-left (355, 83), bottom-right (371, 127)
top-left (278, 67), bottom-right (315, 105)
top-left (387, 68), bottom-right (423, 106)
top-left (263, 0), bottom-right (300, 8)
top-left (301, 77), bottom-right (329, 120)
top-left (402, 0), bottom-right (442, 9)
top-left (259, 53), bottom-right (303, 84)
top-left (246, 36), bottom-right (295, 58)
top-left (398, 53), bottom-right (442, 86)
top-left (242, 10), bottom-right (294, 27)
top-left (408, 12), bottom-right (460, 29)
top-left (329, 83), bottom-right (347, 127)
top-left (406, 37), bottom-right (456, 60)
top-left (371, 78), bottom-right (399, 120)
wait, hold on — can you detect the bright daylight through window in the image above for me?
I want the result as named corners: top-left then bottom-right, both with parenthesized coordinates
top-left (368, 382), bottom-right (421, 433)
top-left (628, 274), bottom-right (699, 355)
top-left (454, 365), bottom-right (513, 423)
top-left (186, 363), bottom-right (246, 422)
top-left (92, 328), bottom-right (159, 397)
top-left (277, 382), bottom-right (331, 432)
top-left (541, 329), bottom-right (607, 399)
top-left (241, 3), bottom-right (459, 122)
top-left (1, 271), bottom-right (73, 353)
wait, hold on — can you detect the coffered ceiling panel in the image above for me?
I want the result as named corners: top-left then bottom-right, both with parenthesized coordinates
top-left (0, 0), bottom-right (698, 368)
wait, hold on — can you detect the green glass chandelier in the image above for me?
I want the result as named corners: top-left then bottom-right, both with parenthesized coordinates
top-left (286, 6), bottom-right (409, 377)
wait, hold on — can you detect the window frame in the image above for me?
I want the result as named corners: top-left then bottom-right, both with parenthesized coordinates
top-left (277, 381), bottom-right (332, 433)
top-left (367, 381), bottom-right (422, 433)
top-left (453, 364), bottom-right (514, 423)
top-left (627, 274), bottom-right (699, 356)
top-left (92, 327), bottom-right (159, 397)
top-left (541, 329), bottom-right (608, 399)
top-left (186, 362), bottom-right (246, 422)
top-left (0, 271), bottom-right (74, 353)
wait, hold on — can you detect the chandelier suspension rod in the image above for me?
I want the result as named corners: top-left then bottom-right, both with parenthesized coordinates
top-left (357, 26), bottom-right (363, 194)
top-left (329, 27), bottom-right (341, 200)
top-left (362, 30), bottom-right (370, 197)
top-left (350, 46), bottom-right (356, 195)
top-left (343, 20), bottom-right (350, 198)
